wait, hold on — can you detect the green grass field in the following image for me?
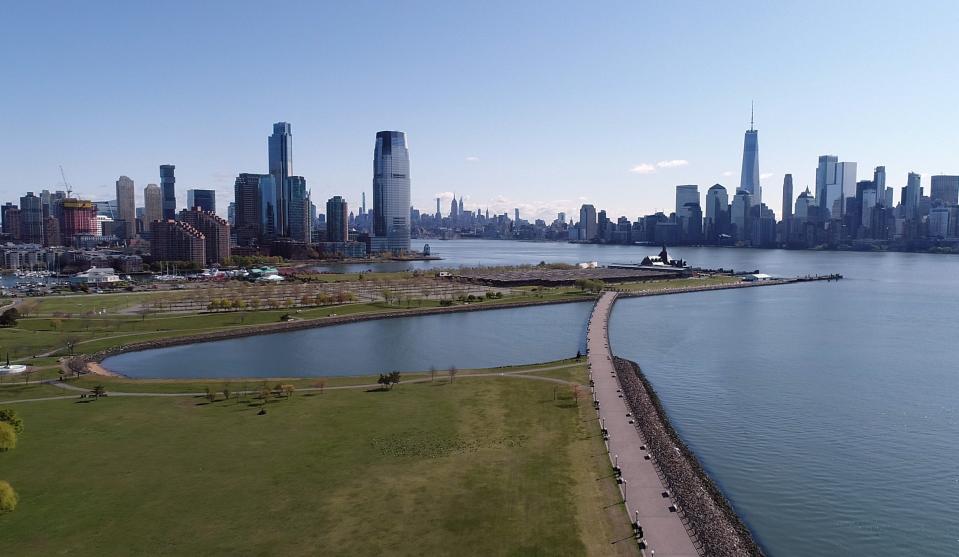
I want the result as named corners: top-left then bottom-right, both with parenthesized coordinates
top-left (0, 368), bottom-right (637, 556)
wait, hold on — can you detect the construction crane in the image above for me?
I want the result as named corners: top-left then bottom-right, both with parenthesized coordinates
top-left (59, 165), bottom-right (73, 198)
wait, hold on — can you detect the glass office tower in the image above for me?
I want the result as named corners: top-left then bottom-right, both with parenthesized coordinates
top-left (160, 165), bottom-right (176, 220)
top-left (372, 131), bottom-right (411, 253)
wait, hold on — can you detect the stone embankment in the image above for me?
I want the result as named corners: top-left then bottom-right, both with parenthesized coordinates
top-left (613, 356), bottom-right (765, 556)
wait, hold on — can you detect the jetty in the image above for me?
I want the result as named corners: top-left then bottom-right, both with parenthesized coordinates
top-left (587, 291), bottom-right (699, 556)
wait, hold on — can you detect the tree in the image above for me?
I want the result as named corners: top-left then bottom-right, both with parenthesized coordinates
top-left (448, 366), bottom-right (458, 383)
top-left (63, 335), bottom-right (81, 356)
top-left (91, 385), bottom-right (106, 400)
top-left (66, 356), bottom-right (88, 377)
top-left (0, 308), bottom-right (20, 328)
top-left (312, 379), bottom-right (327, 394)
top-left (281, 384), bottom-right (295, 399)
top-left (0, 481), bottom-right (17, 514)
top-left (429, 366), bottom-right (437, 383)
top-left (377, 371), bottom-right (401, 390)
top-left (0, 422), bottom-right (16, 451)
top-left (204, 386), bottom-right (216, 403)
top-left (0, 409), bottom-right (23, 434)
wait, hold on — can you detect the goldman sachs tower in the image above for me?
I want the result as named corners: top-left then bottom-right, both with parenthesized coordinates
top-left (739, 104), bottom-right (760, 206)
top-left (372, 131), bottom-right (411, 253)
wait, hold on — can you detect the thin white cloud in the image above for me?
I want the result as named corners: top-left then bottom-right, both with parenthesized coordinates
top-left (464, 156), bottom-right (480, 162)
top-left (722, 171), bottom-right (734, 177)
top-left (629, 163), bottom-right (656, 174)
top-left (760, 172), bottom-right (774, 179)
top-left (656, 159), bottom-right (689, 169)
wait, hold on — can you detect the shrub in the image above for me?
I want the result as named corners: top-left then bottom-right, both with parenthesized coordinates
top-left (0, 481), bottom-right (17, 514)
top-left (0, 308), bottom-right (19, 328)
top-left (0, 408), bottom-right (23, 434)
top-left (0, 422), bottom-right (17, 451)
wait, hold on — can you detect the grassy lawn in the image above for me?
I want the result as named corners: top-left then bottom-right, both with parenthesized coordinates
top-left (0, 383), bottom-right (71, 401)
top-left (0, 371), bottom-right (636, 556)
top-left (615, 275), bottom-right (741, 292)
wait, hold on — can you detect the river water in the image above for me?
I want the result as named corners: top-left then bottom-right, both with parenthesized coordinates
top-left (104, 240), bottom-right (959, 556)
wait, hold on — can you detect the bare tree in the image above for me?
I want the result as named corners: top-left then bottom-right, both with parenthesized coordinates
top-left (448, 366), bottom-right (457, 383)
top-left (429, 366), bottom-right (437, 383)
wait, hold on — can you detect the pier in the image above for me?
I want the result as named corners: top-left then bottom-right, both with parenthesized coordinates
top-left (587, 291), bottom-right (699, 556)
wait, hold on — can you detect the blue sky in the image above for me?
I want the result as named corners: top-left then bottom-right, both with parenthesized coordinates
top-left (2, 1), bottom-right (957, 221)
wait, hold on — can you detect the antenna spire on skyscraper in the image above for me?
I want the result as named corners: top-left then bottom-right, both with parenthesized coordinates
top-left (750, 101), bottom-right (755, 131)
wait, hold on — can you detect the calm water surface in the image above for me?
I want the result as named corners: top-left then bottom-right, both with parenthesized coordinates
top-left (106, 240), bottom-right (959, 556)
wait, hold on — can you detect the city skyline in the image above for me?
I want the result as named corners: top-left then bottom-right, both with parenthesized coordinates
top-left (3, 2), bottom-right (958, 222)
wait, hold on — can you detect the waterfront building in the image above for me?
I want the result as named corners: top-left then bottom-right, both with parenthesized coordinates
top-left (268, 122), bottom-right (293, 236)
top-left (704, 184), bottom-right (729, 241)
top-left (372, 130), bottom-right (411, 253)
top-left (19, 192), bottom-right (43, 244)
top-left (160, 164), bottom-right (176, 220)
top-left (179, 208), bottom-right (230, 264)
top-left (326, 196), bottom-right (349, 242)
top-left (730, 189), bottom-right (752, 242)
top-left (150, 219), bottom-right (205, 265)
top-left (815, 157), bottom-right (856, 220)
top-left (234, 173), bottom-right (267, 247)
top-left (740, 106), bottom-right (760, 205)
top-left (578, 204), bottom-right (597, 240)
top-left (2, 204), bottom-right (21, 241)
top-left (930, 175), bottom-right (959, 206)
top-left (794, 187), bottom-right (814, 219)
top-left (143, 183), bottom-right (162, 231)
top-left (43, 216), bottom-right (61, 247)
top-left (187, 189), bottom-right (216, 213)
top-left (782, 174), bottom-right (794, 219)
top-left (115, 175), bottom-right (136, 239)
top-left (928, 202), bottom-right (951, 239)
top-left (59, 199), bottom-right (97, 243)
top-left (675, 185), bottom-right (700, 221)
top-left (286, 176), bottom-right (309, 242)
top-left (903, 172), bottom-right (922, 221)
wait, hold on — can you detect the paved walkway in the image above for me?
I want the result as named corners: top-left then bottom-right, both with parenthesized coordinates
top-left (1, 363), bottom-right (585, 404)
top-left (587, 291), bottom-right (699, 557)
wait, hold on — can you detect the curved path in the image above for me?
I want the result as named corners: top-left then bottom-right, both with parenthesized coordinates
top-left (588, 291), bottom-right (699, 557)
top-left (1, 363), bottom-right (583, 404)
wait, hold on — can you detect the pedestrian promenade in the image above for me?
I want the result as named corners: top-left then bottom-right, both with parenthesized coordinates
top-left (587, 291), bottom-right (699, 557)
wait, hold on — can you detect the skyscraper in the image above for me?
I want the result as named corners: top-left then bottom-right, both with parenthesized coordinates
top-left (873, 166), bottom-right (887, 204)
top-left (160, 165), bottom-right (176, 220)
top-left (372, 131), bottom-right (411, 253)
top-left (930, 175), bottom-right (959, 206)
top-left (782, 174), bottom-right (794, 219)
top-left (816, 156), bottom-right (856, 219)
top-left (19, 192), bottom-right (43, 244)
top-left (143, 183), bottom-right (162, 231)
top-left (234, 173), bottom-right (267, 246)
top-left (151, 220), bottom-right (205, 266)
top-left (739, 105), bottom-right (760, 204)
top-left (268, 122), bottom-right (293, 236)
top-left (259, 175), bottom-right (278, 238)
top-left (704, 184), bottom-right (728, 240)
top-left (579, 204), bottom-right (597, 240)
top-left (187, 189), bottom-right (216, 213)
top-left (326, 196), bottom-right (349, 242)
top-left (115, 175), bottom-right (136, 239)
top-left (675, 185), bottom-right (700, 220)
top-left (286, 176), bottom-right (309, 242)
top-left (903, 172), bottom-right (922, 220)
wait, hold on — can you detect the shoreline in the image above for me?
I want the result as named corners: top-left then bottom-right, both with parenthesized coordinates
top-left (90, 276), bottom-right (831, 377)
top-left (613, 356), bottom-right (765, 556)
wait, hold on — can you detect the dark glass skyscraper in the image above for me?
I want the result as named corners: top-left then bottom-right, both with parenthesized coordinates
top-left (326, 196), bottom-right (349, 242)
top-left (372, 131), bottom-right (411, 252)
top-left (160, 165), bottom-right (176, 220)
top-left (286, 176), bottom-right (309, 242)
top-left (740, 108), bottom-right (760, 204)
top-left (268, 122), bottom-right (292, 236)
top-left (187, 189), bottom-right (216, 214)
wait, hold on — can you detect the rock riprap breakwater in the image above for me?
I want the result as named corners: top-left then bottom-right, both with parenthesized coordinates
top-left (613, 356), bottom-right (764, 557)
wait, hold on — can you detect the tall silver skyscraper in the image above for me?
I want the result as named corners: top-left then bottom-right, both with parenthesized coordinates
top-left (286, 176), bottom-right (309, 242)
top-left (816, 156), bottom-right (856, 219)
top-left (372, 131), bottom-right (411, 252)
top-left (739, 105), bottom-right (760, 204)
top-left (782, 174), bottom-right (793, 219)
top-left (705, 184), bottom-right (728, 227)
top-left (115, 175), bottom-right (136, 239)
top-left (268, 122), bottom-right (293, 236)
top-left (930, 175), bottom-right (959, 206)
top-left (903, 172), bottom-right (921, 220)
top-left (160, 165), bottom-right (176, 220)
